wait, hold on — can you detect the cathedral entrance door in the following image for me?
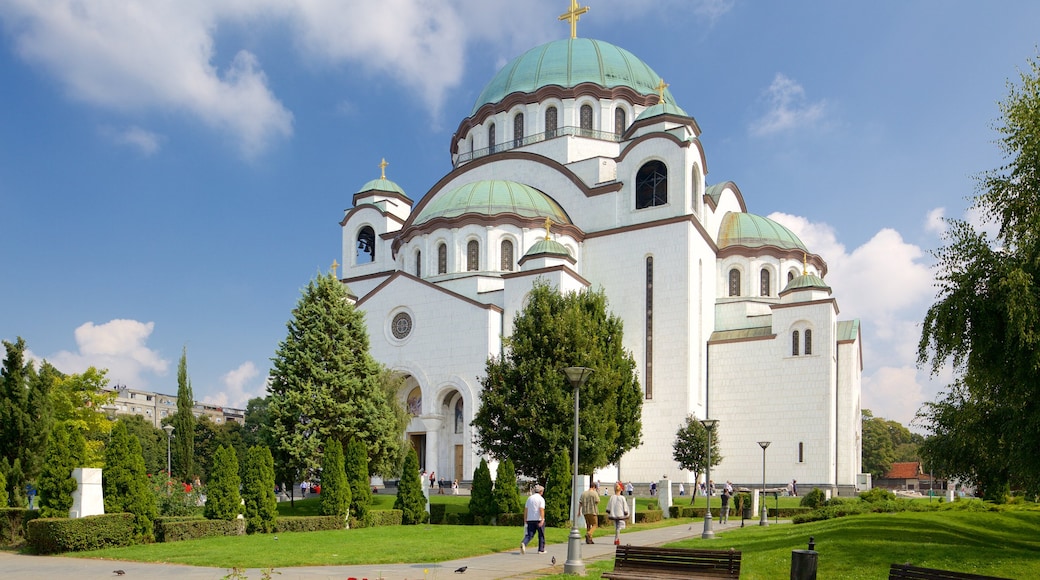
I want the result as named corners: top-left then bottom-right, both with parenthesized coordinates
top-left (454, 445), bottom-right (464, 481)
top-left (410, 434), bottom-right (427, 470)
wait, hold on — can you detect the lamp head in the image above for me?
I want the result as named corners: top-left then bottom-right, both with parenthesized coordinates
top-left (758, 441), bottom-right (771, 449)
top-left (699, 418), bottom-right (718, 430)
top-left (561, 366), bottom-right (594, 388)
top-left (163, 424), bottom-right (175, 436)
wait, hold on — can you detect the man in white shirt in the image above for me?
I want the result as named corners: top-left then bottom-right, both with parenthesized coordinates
top-left (520, 484), bottom-right (546, 554)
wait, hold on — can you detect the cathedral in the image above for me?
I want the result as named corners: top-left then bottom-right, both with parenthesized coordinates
top-left (338, 3), bottom-right (862, 494)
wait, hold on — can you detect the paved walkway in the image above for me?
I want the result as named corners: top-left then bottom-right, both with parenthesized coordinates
top-left (0, 518), bottom-right (758, 580)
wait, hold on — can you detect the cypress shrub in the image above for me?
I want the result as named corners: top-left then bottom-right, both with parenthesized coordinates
top-left (103, 421), bottom-right (157, 541)
top-left (38, 427), bottom-right (80, 518)
top-left (393, 449), bottom-right (427, 524)
top-left (241, 446), bottom-right (278, 533)
top-left (345, 438), bottom-right (372, 526)
top-left (319, 438), bottom-right (351, 519)
top-left (493, 458), bottom-right (523, 518)
top-left (543, 452), bottom-right (572, 527)
top-left (204, 445), bottom-right (241, 521)
top-left (468, 458), bottom-right (494, 522)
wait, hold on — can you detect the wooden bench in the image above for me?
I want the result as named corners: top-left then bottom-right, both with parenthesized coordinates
top-left (603, 545), bottom-right (741, 579)
top-left (889, 563), bottom-right (1013, 580)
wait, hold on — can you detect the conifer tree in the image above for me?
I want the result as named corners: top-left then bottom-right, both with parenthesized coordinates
top-left (204, 445), bottom-right (240, 521)
top-left (241, 445), bottom-right (278, 533)
top-left (103, 420), bottom-right (158, 540)
top-left (345, 438), bottom-right (372, 526)
top-left (393, 448), bottom-right (427, 524)
top-left (493, 458), bottom-right (523, 516)
top-left (38, 427), bottom-right (82, 517)
top-left (1, 338), bottom-right (33, 501)
top-left (319, 438), bottom-right (351, 519)
top-left (0, 469), bottom-right (7, 506)
top-left (173, 347), bottom-right (195, 482)
top-left (468, 458), bottom-right (494, 523)
top-left (0, 458), bottom-right (26, 507)
top-left (543, 452), bottom-right (572, 527)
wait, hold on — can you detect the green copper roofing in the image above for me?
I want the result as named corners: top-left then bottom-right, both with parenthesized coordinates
top-left (357, 177), bottom-right (406, 196)
top-left (704, 183), bottom-right (728, 206)
top-left (472, 38), bottom-right (675, 114)
top-left (524, 238), bottom-right (572, 258)
top-left (635, 101), bottom-right (689, 121)
top-left (782, 273), bottom-right (831, 293)
top-left (836, 320), bottom-right (860, 342)
top-left (718, 212), bottom-right (807, 252)
top-left (413, 180), bottom-right (570, 225)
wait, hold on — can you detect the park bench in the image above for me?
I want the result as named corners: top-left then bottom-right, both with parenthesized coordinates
top-left (603, 545), bottom-right (741, 579)
top-left (889, 563), bottom-right (1013, 580)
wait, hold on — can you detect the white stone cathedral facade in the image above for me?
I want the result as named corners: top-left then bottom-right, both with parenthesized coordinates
top-left (338, 11), bottom-right (862, 494)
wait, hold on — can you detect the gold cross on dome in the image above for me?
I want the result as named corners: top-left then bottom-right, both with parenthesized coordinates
top-left (379, 158), bottom-right (389, 180)
top-left (654, 79), bottom-right (669, 103)
top-left (558, 0), bottom-right (589, 39)
top-left (544, 217), bottom-right (553, 240)
top-left (331, 259), bottom-right (339, 278)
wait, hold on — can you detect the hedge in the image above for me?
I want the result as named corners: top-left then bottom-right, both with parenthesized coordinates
top-left (0, 508), bottom-right (41, 548)
top-left (274, 515), bottom-right (346, 533)
top-left (27, 513), bottom-right (135, 554)
top-left (369, 509), bottom-right (402, 527)
top-left (155, 517), bottom-right (245, 542)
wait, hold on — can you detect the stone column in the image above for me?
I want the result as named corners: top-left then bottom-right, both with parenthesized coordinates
top-left (70, 468), bottom-right (104, 518)
top-left (659, 477), bottom-right (673, 518)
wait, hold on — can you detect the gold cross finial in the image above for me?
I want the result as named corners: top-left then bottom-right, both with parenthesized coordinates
top-left (331, 259), bottom-right (339, 278)
top-left (558, 0), bottom-right (589, 39)
top-left (654, 79), bottom-right (669, 103)
top-left (379, 158), bottom-right (388, 180)
top-left (802, 252), bottom-right (808, 276)
top-left (544, 217), bottom-right (553, 240)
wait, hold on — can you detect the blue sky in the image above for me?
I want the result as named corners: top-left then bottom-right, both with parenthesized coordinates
top-left (1, 1), bottom-right (1037, 426)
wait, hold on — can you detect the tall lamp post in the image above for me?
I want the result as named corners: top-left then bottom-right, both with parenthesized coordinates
top-left (758, 441), bottom-right (770, 526)
top-left (699, 419), bottom-right (718, 539)
top-left (163, 424), bottom-right (175, 477)
top-left (561, 366), bottom-right (593, 576)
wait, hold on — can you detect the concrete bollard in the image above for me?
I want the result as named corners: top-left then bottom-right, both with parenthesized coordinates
top-left (790, 536), bottom-right (818, 580)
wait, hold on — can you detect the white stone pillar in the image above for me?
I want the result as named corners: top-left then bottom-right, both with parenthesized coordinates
top-left (70, 468), bottom-right (104, 518)
top-left (659, 477), bottom-right (673, 518)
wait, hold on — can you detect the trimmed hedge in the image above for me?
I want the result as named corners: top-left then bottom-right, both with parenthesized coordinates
top-left (27, 513), bottom-right (135, 554)
top-left (635, 509), bottom-right (663, 523)
top-left (496, 512), bottom-right (523, 527)
top-left (370, 509), bottom-right (402, 527)
top-left (429, 503), bottom-right (446, 523)
top-left (155, 517), bottom-right (245, 542)
top-left (275, 515), bottom-right (346, 533)
top-left (0, 508), bottom-right (41, 547)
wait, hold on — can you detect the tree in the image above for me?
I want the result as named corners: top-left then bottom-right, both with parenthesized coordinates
top-left (861, 410), bottom-right (922, 480)
top-left (241, 445), bottom-right (278, 534)
top-left (472, 281), bottom-right (643, 482)
top-left (1, 338), bottom-right (34, 494)
top-left (0, 458), bottom-right (26, 507)
top-left (120, 415), bottom-right (166, 476)
top-left (0, 469), bottom-right (7, 506)
top-left (917, 55), bottom-right (1040, 500)
top-left (38, 427), bottom-right (84, 517)
top-left (173, 347), bottom-right (195, 482)
top-left (672, 415), bottom-right (722, 500)
top-left (204, 445), bottom-right (241, 521)
top-left (49, 367), bottom-right (116, 467)
top-left (268, 272), bottom-right (407, 484)
top-left (393, 448), bottom-right (427, 525)
top-left (543, 452), bottom-right (572, 527)
top-left (319, 438), bottom-right (351, 519)
top-left (345, 438), bottom-right (372, 526)
top-left (468, 458), bottom-right (495, 523)
top-left (103, 420), bottom-right (157, 541)
top-left (493, 458), bottom-right (523, 516)
top-left (242, 396), bottom-right (273, 450)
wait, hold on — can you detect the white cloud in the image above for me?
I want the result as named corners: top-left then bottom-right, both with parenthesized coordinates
top-left (107, 125), bottom-right (162, 155)
top-left (862, 366), bottom-right (928, 426)
top-left (749, 73), bottom-right (827, 136)
top-left (924, 207), bottom-right (945, 236)
top-left (203, 361), bottom-right (262, 410)
top-left (47, 319), bottom-right (169, 387)
top-left (691, 0), bottom-right (736, 24)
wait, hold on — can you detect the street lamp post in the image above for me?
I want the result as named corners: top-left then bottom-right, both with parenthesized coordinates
top-left (163, 424), bottom-right (175, 477)
top-left (561, 366), bottom-right (593, 576)
top-left (758, 441), bottom-right (770, 526)
top-left (699, 419), bottom-right (718, 539)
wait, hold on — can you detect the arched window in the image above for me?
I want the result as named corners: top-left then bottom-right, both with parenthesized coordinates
top-left (500, 240), bottom-right (514, 271)
top-left (467, 240), bottom-right (479, 271)
top-left (760, 268), bottom-right (771, 296)
top-left (545, 106), bottom-right (558, 138)
top-left (635, 160), bottom-right (668, 209)
top-left (454, 399), bottom-right (464, 434)
top-left (407, 387), bottom-right (422, 416)
top-left (805, 329), bottom-right (812, 355)
top-left (645, 256), bottom-right (654, 399)
top-left (580, 104), bottom-right (593, 137)
top-left (615, 107), bottom-right (627, 139)
top-left (357, 226), bottom-right (375, 263)
top-left (437, 243), bottom-right (447, 274)
top-left (513, 113), bottom-right (524, 148)
top-left (792, 330), bottom-right (800, 356)
top-left (488, 123), bottom-right (496, 154)
top-left (415, 250), bottom-right (422, 277)
top-left (788, 271), bottom-right (796, 283)
top-left (728, 268), bottom-right (740, 296)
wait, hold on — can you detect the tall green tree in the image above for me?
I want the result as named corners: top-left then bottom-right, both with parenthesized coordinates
top-left (468, 458), bottom-right (495, 523)
top-left (173, 347), bottom-right (195, 482)
top-left (49, 367), bottom-right (116, 467)
top-left (472, 281), bottom-right (642, 482)
top-left (319, 438), bottom-right (351, 519)
top-left (393, 448), bottom-right (427, 525)
top-left (1, 338), bottom-right (34, 495)
top-left (0, 458), bottom-right (26, 507)
top-left (26, 360), bottom-right (58, 477)
top-left (917, 55), bottom-right (1040, 500)
top-left (861, 410), bottom-right (922, 480)
top-left (268, 272), bottom-right (407, 483)
top-left (204, 445), bottom-right (241, 521)
top-left (0, 469), bottom-right (7, 506)
top-left (543, 452), bottom-right (572, 527)
top-left (672, 414), bottom-right (722, 503)
top-left (37, 427), bottom-right (85, 517)
top-left (493, 458), bottom-right (523, 516)
top-left (120, 415), bottom-right (166, 476)
top-left (241, 445), bottom-right (278, 534)
top-left (345, 438), bottom-right (372, 526)
top-left (103, 420), bottom-right (158, 541)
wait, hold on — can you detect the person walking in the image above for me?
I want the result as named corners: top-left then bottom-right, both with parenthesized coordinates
top-left (606, 482), bottom-right (630, 546)
top-left (520, 484), bottom-right (546, 554)
top-left (578, 482), bottom-right (600, 544)
top-left (720, 486), bottom-right (731, 523)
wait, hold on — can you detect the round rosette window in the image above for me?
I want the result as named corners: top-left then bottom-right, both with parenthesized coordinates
top-left (391, 311), bottom-right (413, 340)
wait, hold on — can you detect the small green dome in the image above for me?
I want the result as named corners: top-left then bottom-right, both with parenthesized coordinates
top-left (524, 238), bottom-right (572, 258)
top-left (634, 102), bottom-right (689, 121)
top-left (718, 212), bottom-right (807, 252)
top-left (472, 38), bottom-right (674, 114)
top-left (413, 180), bottom-right (570, 225)
top-left (783, 273), bottom-right (830, 293)
top-left (357, 177), bottom-right (406, 196)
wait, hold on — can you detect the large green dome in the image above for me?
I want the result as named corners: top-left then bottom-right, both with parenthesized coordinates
top-left (718, 212), bottom-right (807, 252)
top-left (471, 38), bottom-right (674, 114)
top-left (413, 180), bottom-right (570, 225)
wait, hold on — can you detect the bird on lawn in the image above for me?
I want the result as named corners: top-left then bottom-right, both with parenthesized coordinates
top-left (551, 556), bottom-right (557, 566)
top-left (113, 571), bottom-right (126, 576)
top-left (454, 566), bottom-right (467, 573)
